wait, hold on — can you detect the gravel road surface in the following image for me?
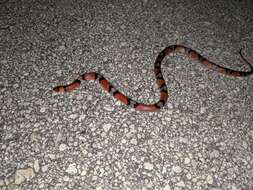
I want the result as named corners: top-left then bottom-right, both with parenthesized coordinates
top-left (1, 0), bottom-right (253, 189)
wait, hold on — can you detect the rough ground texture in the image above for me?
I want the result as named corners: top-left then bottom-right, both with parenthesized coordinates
top-left (1, 0), bottom-right (253, 189)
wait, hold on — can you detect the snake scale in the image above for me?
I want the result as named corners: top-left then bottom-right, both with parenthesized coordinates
top-left (52, 45), bottom-right (253, 112)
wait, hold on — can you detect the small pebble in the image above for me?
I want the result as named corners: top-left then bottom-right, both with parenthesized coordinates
top-left (144, 162), bottom-right (153, 170)
top-left (69, 113), bottom-right (78, 120)
top-left (176, 181), bottom-right (185, 187)
top-left (66, 164), bottom-right (78, 175)
top-left (172, 165), bottom-right (182, 173)
top-left (206, 174), bottom-right (214, 184)
top-left (34, 160), bottom-right (40, 173)
top-left (59, 143), bottom-right (68, 151)
top-left (103, 123), bottom-right (111, 133)
top-left (15, 168), bottom-right (35, 185)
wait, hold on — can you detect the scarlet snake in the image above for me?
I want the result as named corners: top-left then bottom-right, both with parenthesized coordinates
top-left (52, 45), bottom-right (253, 112)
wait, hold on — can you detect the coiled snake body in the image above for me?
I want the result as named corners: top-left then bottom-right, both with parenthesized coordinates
top-left (53, 45), bottom-right (253, 112)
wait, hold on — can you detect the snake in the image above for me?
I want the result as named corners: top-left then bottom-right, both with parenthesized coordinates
top-left (52, 45), bottom-right (253, 112)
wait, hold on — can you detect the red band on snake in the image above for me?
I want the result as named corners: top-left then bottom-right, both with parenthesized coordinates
top-left (52, 45), bottom-right (253, 112)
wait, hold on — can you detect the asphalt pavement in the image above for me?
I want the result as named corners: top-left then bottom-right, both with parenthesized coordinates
top-left (1, 0), bottom-right (253, 189)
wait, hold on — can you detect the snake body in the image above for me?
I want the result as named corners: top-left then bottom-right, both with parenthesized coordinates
top-left (53, 45), bottom-right (253, 112)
